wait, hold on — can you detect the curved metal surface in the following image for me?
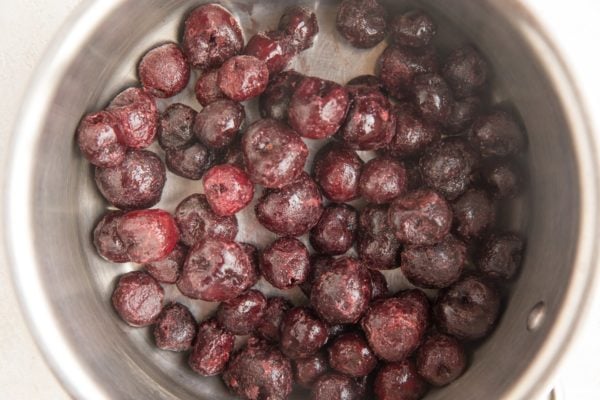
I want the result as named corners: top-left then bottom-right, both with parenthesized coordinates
top-left (4, 0), bottom-right (600, 399)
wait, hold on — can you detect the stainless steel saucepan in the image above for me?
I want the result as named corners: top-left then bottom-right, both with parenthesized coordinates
top-left (4, 0), bottom-right (600, 399)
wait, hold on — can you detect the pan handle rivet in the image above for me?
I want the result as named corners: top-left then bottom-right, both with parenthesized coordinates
top-left (527, 301), bottom-right (546, 331)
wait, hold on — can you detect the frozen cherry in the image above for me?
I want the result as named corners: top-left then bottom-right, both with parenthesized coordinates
top-left (361, 290), bottom-right (429, 362)
top-left (242, 119), bottom-right (308, 189)
top-left (347, 74), bottom-right (386, 92)
top-left (93, 211), bottom-right (128, 263)
top-left (189, 318), bottom-right (235, 376)
top-left (388, 102), bottom-right (441, 157)
top-left (389, 189), bottom-right (453, 245)
top-left (310, 204), bottom-right (358, 255)
top-left (112, 271), bottom-right (164, 327)
top-left (174, 194), bottom-right (238, 246)
top-left (311, 257), bottom-right (371, 324)
top-left (280, 307), bottom-right (329, 359)
top-left (194, 99), bottom-right (245, 149)
top-left (107, 87), bottom-right (158, 149)
top-left (294, 352), bottom-right (329, 387)
top-left (239, 243), bottom-right (260, 284)
top-left (138, 42), bottom-right (190, 98)
top-left (359, 157), bottom-right (407, 204)
top-left (300, 255), bottom-right (335, 297)
top-left (378, 45), bottom-right (438, 99)
top-left (357, 232), bottom-right (400, 270)
top-left (259, 70), bottom-right (303, 121)
top-left (223, 337), bottom-right (293, 400)
top-left (413, 73), bottom-right (454, 123)
top-left (359, 204), bottom-right (391, 236)
top-left (327, 323), bottom-right (353, 339)
top-left (194, 69), bottom-right (226, 106)
top-left (452, 189), bottom-right (495, 239)
top-left (288, 76), bottom-right (350, 139)
top-left (416, 333), bottom-right (467, 386)
top-left (434, 275), bottom-right (501, 341)
top-left (401, 234), bottom-right (467, 289)
top-left (328, 332), bottom-right (377, 377)
top-left (374, 360), bottom-right (427, 400)
top-left (95, 150), bottom-right (165, 209)
top-left (312, 373), bottom-right (361, 400)
top-left (357, 205), bottom-right (400, 270)
top-left (482, 158), bottom-right (522, 199)
top-left (313, 145), bottom-right (363, 202)
top-left (244, 31), bottom-right (296, 74)
top-left (219, 137), bottom-right (245, 168)
top-left (339, 87), bottom-right (394, 150)
top-left (77, 111), bottom-right (126, 168)
top-left (218, 55), bottom-right (270, 102)
top-left (390, 10), bottom-right (437, 48)
top-left (445, 96), bottom-right (483, 134)
top-left (256, 296), bottom-right (293, 342)
top-left (336, 0), bottom-right (387, 49)
top-left (279, 6), bottom-right (319, 51)
top-left (153, 303), bottom-right (197, 352)
top-left (260, 237), bottom-right (310, 289)
top-left (182, 4), bottom-right (244, 70)
top-left (370, 270), bottom-right (389, 299)
top-left (158, 104), bottom-right (197, 151)
top-left (116, 209), bottom-right (179, 263)
top-left (177, 238), bottom-right (255, 302)
top-left (443, 45), bottom-right (489, 98)
top-left (354, 375), bottom-right (372, 399)
top-left (477, 232), bottom-right (524, 280)
top-left (404, 158), bottom-right (424, 191)
top-left (144, 243), bottom-right (187, 284)
top-left (255, 173), bottom-right (324, 236)
top-left (216, 289), bottom-right (267, 335)
top-left (419, 138), bottom-right (479, 200)
top-left (470, 110), bottom-right (526, 158)
top-left (400, 289), bottom-right (431, 316)
top-left (165, 142), bottom-right (215, 180)
top-left (203, 164), bottom-right (254, 216)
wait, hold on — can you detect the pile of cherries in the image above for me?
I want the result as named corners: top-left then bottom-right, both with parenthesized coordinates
top-left (77, 1), bottom-right (526, 399)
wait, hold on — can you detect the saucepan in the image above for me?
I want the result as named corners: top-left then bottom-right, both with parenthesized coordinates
top-left (4, 0), bottom-right (600, 399)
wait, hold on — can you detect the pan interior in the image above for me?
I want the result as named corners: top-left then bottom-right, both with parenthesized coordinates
top-left (20, 1), bottom-right (579, 399)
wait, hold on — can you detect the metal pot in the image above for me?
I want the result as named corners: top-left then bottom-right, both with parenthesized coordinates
top-left (4, 0), bottom-right (599, 399)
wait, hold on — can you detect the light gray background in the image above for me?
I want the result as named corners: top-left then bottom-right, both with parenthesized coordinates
top-left (0, 0), bottom-right (599, 398)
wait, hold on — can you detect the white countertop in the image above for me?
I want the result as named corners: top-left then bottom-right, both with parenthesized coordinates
top-left (0, 1), bottom-right (599, 399)
top-left (0, 1), bottom-right (79, 398)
